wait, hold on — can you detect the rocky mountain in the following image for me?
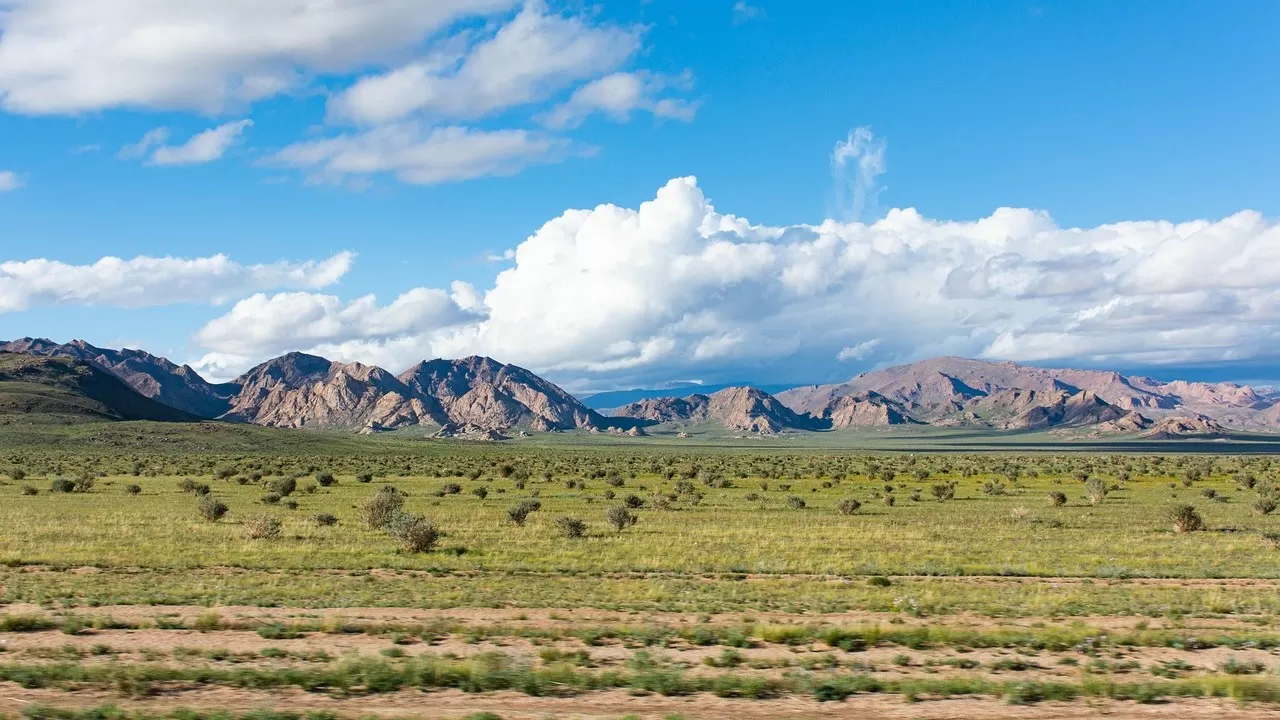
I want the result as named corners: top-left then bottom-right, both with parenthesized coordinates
top-left (1141, 415), bottom-right (1228, 440)
top-left (399, 356), bottom-right (603, 431)
top-left (0, 352), bottom-right (199, 423)
top-left (778, 357), bottom-right (1280, 431)
top-left (221, 352), bottom-right (441, 430)
top-left (612, 386), bottom-right (814, 434)
top-left (816, 391), bottom-right (917, 428)
top-left (1, 337), bottom-right (236, 417)
top-left (0, 338), bottom-right (605, 433)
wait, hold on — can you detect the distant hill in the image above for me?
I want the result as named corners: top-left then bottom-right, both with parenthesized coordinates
top-left (4, 338), bottom-right (1278, 438)
top-left (0, 353), bottom-right (199, 423)
top-left (583, 383), bottom-right (802, 410)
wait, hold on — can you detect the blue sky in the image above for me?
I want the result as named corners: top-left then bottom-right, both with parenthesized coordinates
top-left (1, 0), bottom-right (1278, 390)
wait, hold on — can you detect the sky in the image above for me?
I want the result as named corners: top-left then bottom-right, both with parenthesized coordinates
top-left (1, 0), bottom-right (1278, 392)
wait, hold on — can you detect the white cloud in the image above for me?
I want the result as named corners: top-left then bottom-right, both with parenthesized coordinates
top-left (732, 2), bottom-right (764, 24)
top-left (541, 71), bottom-right (697, 129)
top-left (193, 288), bottom-right (475, 359)
top-left (0, 0), bottom-right (518, 114)
top-left (837, 339), bottom-right (882, 362)
top-left (149, 120), bottom-right (253, 166)
top-left (119, 127), bottom-right (171, 159)
top-left (328, 1), bottom-right (642, 125)
top-left (0, 170), bottom-right (21, 192)
top-left (188, 177), bottom-right (1280, 386)
top-left (831, 126), bottom-right (887, 222)
top-left (270, 123), bottom-right (566, 186)
top-left (0, 252), bottom-right (353, 313)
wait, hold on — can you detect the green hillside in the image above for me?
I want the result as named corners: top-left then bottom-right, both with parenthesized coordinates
top-left (0, 352), bottom-right (198, 424)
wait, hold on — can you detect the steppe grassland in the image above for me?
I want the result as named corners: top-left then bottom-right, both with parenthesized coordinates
top-left (4, 429), bottom-right (1280, 716)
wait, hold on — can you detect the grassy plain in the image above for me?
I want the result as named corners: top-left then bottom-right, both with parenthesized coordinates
top-left (3, 421), bottom-right (1280, 717)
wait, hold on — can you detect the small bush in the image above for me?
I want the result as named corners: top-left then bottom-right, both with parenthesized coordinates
top-left (359, 486), bottom-right (407, 529)
top-left (197, 495), bottom-right (229, 522)
top-left (1254, 497), bottom-right (1277, 516)
top-left (7, 468), bottom-right (26, 481)
top-left (1085, 478), bottom-right (1108, 506)
top-left (606, 505), bottom-right (638, 532)
top-left (313, 512), bottom-right (338, 527)
top-left (1168, 504), bottom-right (1204, 533)
top-left (785, 495), bottom-right (806, 510)
top-left (836, 498), bottom-right (862, 516)
top-left (555, 516), bottom-right (588, 538)
top-left (316, 471), bottom-right (336, 487)
top-left (931, 482), bottom-right (956, 501)
top-left (507, 500), bottom-right (541, 526)
top-left (49, 478), bottom-right (75, 493)
top-left (386, 513), bottom-right (441, 553)
top-left (867, 575), bottom-right (892, 587)
top-left (357, 472), bottom-right (374, 483)
top-left (472, 486), bottom-right (489, 500)
top-left (260, 492), bottom-right (282, 505)
top-left (1047, 491), bottom-right (1067, 507)
top-left (622, 493), bottom-right (645, 508)
top-left (20, 485), bottom-right (38, 496)
top-left (244, 515), bottom-right (283, 540)
top-left (268, 477), bottom-right (297, 496)
top-left (125, 484), bottom-right (142, 495)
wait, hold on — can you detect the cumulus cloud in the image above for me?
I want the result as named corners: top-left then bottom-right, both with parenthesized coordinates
top-left (186, 176), bottom-right (1280, 387)
top-left (193, 288), bottom-right (476, 359)
top-left (0, 252), bottom-right (353, 313)
top-left (270, 123), bottom-right (566, 186)
top-left (329, 1), bottom-right (641, 125)
top-left (541, 71), bottom-right (697, 129)
top-left (0, 170), bottom-right (21, 192)
top-left (0, 0), bottom-right (517, 114)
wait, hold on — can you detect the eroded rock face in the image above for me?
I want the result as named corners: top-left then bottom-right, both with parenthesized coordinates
top-left (1142, 415), bottom-right (1229, 439)
top-left (816, 391), bottom-right (916, 428)
top-left (613, 386), bottom-right (813, 433)
top-left (222, 353), bottom-right (426, 429)
top-left (398, 356), bottom-right (603, 431)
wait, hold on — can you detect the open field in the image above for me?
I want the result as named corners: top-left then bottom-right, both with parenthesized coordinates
top-left (4, 422), bottom-right (1280, 717)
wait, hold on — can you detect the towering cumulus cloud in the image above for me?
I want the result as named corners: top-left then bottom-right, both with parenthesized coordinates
top-left (185, 177), bottom-right (1280, 386)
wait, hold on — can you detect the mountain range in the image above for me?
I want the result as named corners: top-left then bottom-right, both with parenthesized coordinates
top-left (2, 338), bottom-right (1277, 438)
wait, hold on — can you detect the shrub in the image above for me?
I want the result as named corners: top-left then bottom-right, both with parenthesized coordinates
top-left (606, 505), bottom-right (638, 533)
top-left (7, 468), bottom-right (26, 481)
top-left (269, 477), bottom-right (297, 496)
top-left (177, 478), bottom-right (204, 493)
top-left (316, 471), bottom-right (337, 487)
top-left (72, 476), bottom-right (96, 493)
top-left (313, 512), bottom-right (338, 527)
top-left (1085, 478), bottom-right (1108, 506)
top-left (20, 485), bottom-right (38, 496)
top-left (785, 495), bottom-right (806, 510)
top-left (1254, 497), bottom-right (1277, 516)
top-left (386, 513), bottom-right (441, 553)
top-left (260, 492), bottom-right (282, 505)
top-left (472, 486), bottom-right (489, 500)
top-left (442, 482), bottom-right (463, 495)
top-left (507, 500), bottom-right (541, 526)
top-left (125, 484), bottom-right (142, 495)
top-left (622, 493), bottom-right (645, 509)
top-left (359, 486), bottom-right (406, 529)
top-left (981, 481), bottom-right (1006, 496)
top-left (49, 478), bottom-right (75, 493)
top-left (931, 483), bottom-right (956, 501)
top-left (883, 494), bottom-right (896, 506)
top-left (357, 472), bottom-right (374, 483)
top-left (244, 515), bottom-right (282, 540)
top-left (836, 498), bottom-right (862, 516)
top-left (867, 576), bottom-right (892, 587)
top-left (1168, 504), bottom-right (1204, 533)
top-left (1047, 491), bottom-right (1067, 507)
top-left (555, 516), bottom-right (588, 538)
top-left (197, 495), bottom-right (229, 522)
